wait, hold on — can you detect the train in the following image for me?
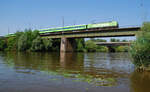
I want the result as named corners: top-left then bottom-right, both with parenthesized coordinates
top-left (39, 21), bottom-right (119, 34)
top-left (5, 21), bottom-right (119, 37)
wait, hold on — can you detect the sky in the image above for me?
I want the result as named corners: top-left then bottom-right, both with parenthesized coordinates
top-left (0, 0), bottom-right (150, 38)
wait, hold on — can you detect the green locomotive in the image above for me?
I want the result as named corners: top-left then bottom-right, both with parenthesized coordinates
top-left (39, 21), bottom-right (118, 34)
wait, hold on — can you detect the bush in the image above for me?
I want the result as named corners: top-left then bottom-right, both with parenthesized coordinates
top-left (31, 36), bottom-right (44, 51)
top-left (51, 39), bottom-right (60, 52)
top-left (0, 39), bottom-right (6, 51)
top-left (76, 38), bottom-right (85, 52)
top-left (7, 37), bottom-right (17, 51)
top-left (90, 38), bottom-right (107, 42)
top-left (116, 46), bottom-right (129, 52)
top-left (110, 38), bottom-right (120, 42)
top-left (85, 40), bottom-right (97, 52)
top-left (2, 29), bottom-right (57, 52)
top-left (18, 34), bottom-right (28, 51)
top-left (17, 30), bottom-right (39, 51)
top-left (43, 38), bottom-right (52, 51)
top-left (96, 46), bottom-right (108, 52)
top-left (130, 22), bottom-right (150, 68)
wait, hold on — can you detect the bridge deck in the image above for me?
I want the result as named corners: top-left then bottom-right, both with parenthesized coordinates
top-left (40, 27), bottom-right (140, 38)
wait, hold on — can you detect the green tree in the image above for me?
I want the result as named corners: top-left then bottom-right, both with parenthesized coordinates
top-left (0, 38), bottom-right (6, 51)
top-left (51, 39), bottom-right (60, 51)
top-left (76, 38), bottom-right (85, 52)
top-left (94, 39), bottom-right (107, 42)
top-left (31, 36), bottom-right (44, 51)
top-left (43, 38), bottom-right (52, 51)
top-left (18, 34), bottom-right (28, 51)
top-left (31, 30), bottom-right (39, 40)
top-left (110, 38), bottom-right (120, 42)
top-left (96, 46), bottom-right (108, 52)
top-left (7, 37), bottom-right (17, 51)
top-left (85, 40), bottom-right (97, 52)
top-left (116, 46), bottom-right (129, 52)
top-left (122, 39), bottom-right (127, 42)
top-left (130, 22), bottom-right (150, 69)
top-left (90, 38), bottom-right (95, 41)
top-left (17, 29), bottom-right (39, 51)
top-left (25, 29), bottom-right (34, 48)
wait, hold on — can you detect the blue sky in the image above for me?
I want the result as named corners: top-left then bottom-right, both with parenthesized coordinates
top-left (0, 0), bottom-right (150, 36)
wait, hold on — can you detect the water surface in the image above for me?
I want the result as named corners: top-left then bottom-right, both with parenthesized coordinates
top-left (0, 52), bottom-right (149, 92)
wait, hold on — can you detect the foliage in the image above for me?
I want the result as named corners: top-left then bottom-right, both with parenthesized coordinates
top-left (96, 46), bottom-right (108, 52)
top-left (24, 29), bottom-right (39, 49)
top-left (4, 29), bottom-right (53, 52)
top-left (2, 29), bottom-right (40, 51)
top-left (31, 36), bottom-right (45, 51)
top-left (122, 39), bottom-right (128, 42)
top-left (115, 46), bottom-right (129, 52)
top-left (18, 34), bottom-right (28, 51)
top-left (7, 37), bottom-right (17, 51)
top-left (2, 29), bottom-right (131, 53)
top-left (15, 31), bottom-right (24, 40)
top-left (43, 38), bottom-right (52, 51)
top-left (76, 38), bottom-right (85, 52)
top-left (85, 40), bottom-right (97, 52)
top-left (17, 30), bottom-right (39, 51)
top-left (51, 39), bottom-right (60, 52)
top-left (0, 38), bottom-right (6, 51)
top-left (110, 38), bottom-right (120, 42)
top-left (130, 22), bottom-right (150, 68)
top-left (90, 38), bottom-right (106, 42)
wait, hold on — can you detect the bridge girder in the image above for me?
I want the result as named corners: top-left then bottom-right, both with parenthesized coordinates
top-left (41, 27), bottom-right (140, 39)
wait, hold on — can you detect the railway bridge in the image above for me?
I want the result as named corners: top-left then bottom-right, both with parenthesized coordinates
top-left (40, 27), bottom-right (140, 52)
top-left (95, 42), bottom-right (131, 46)
top-left (95, 42), bottom-right (131, 52)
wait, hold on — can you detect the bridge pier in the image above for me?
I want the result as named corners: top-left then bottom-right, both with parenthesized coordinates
top-left (60, 37), bottom-right (76, 52)
top-left (107, 46), bottom-right (115, 52)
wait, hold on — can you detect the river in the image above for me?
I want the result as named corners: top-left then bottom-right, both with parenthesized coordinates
top-left (0, 52), bottom-right (150, 92)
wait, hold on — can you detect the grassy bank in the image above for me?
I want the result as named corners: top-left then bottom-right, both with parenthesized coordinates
top-left (130, 22), bottom-right (150, 70)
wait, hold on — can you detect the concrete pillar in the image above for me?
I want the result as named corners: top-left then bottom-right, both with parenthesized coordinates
top-left (60, 37), bottom-right (76, 52)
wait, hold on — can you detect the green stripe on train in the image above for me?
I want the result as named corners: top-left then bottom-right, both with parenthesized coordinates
top-left (87, 21), bottom-right (118, 29)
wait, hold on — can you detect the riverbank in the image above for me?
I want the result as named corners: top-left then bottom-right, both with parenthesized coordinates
top-left (130, 22), bottom-right (150, 70)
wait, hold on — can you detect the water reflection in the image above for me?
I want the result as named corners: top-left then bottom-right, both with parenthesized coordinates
top-left (1, 52), bottom-right (131, 85)
top-left (130, 71), bottom-right (150, 92)
top-left (0, 52), bottom-right (148, 92)
top-left (60, 52), bottom-right (84, 70)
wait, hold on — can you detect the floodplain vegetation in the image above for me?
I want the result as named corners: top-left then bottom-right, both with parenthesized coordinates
top-left (0, 29), bottom-right (129, 53)
top-left (85, 38), bottom-right (129, 52)
top-left (0, 29), bottom-right (60, 52)
top-left (130, 22), bottom-right (150, 71)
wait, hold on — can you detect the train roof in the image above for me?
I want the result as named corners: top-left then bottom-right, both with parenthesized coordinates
top-left (39, 24), bottom-right (86, 31)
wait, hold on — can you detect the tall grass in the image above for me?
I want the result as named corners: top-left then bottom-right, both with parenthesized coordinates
top-left (130, 22), bottom-right (150, 70)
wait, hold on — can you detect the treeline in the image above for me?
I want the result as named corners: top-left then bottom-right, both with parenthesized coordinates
top-left (0, 29), bottom-right (130, 52)
top-left (0, 29), bottom-right (60, 52)
top-left (84, 38), bottom-right (129, 52)
top-left (0, 29), bottom-right (85, 52)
